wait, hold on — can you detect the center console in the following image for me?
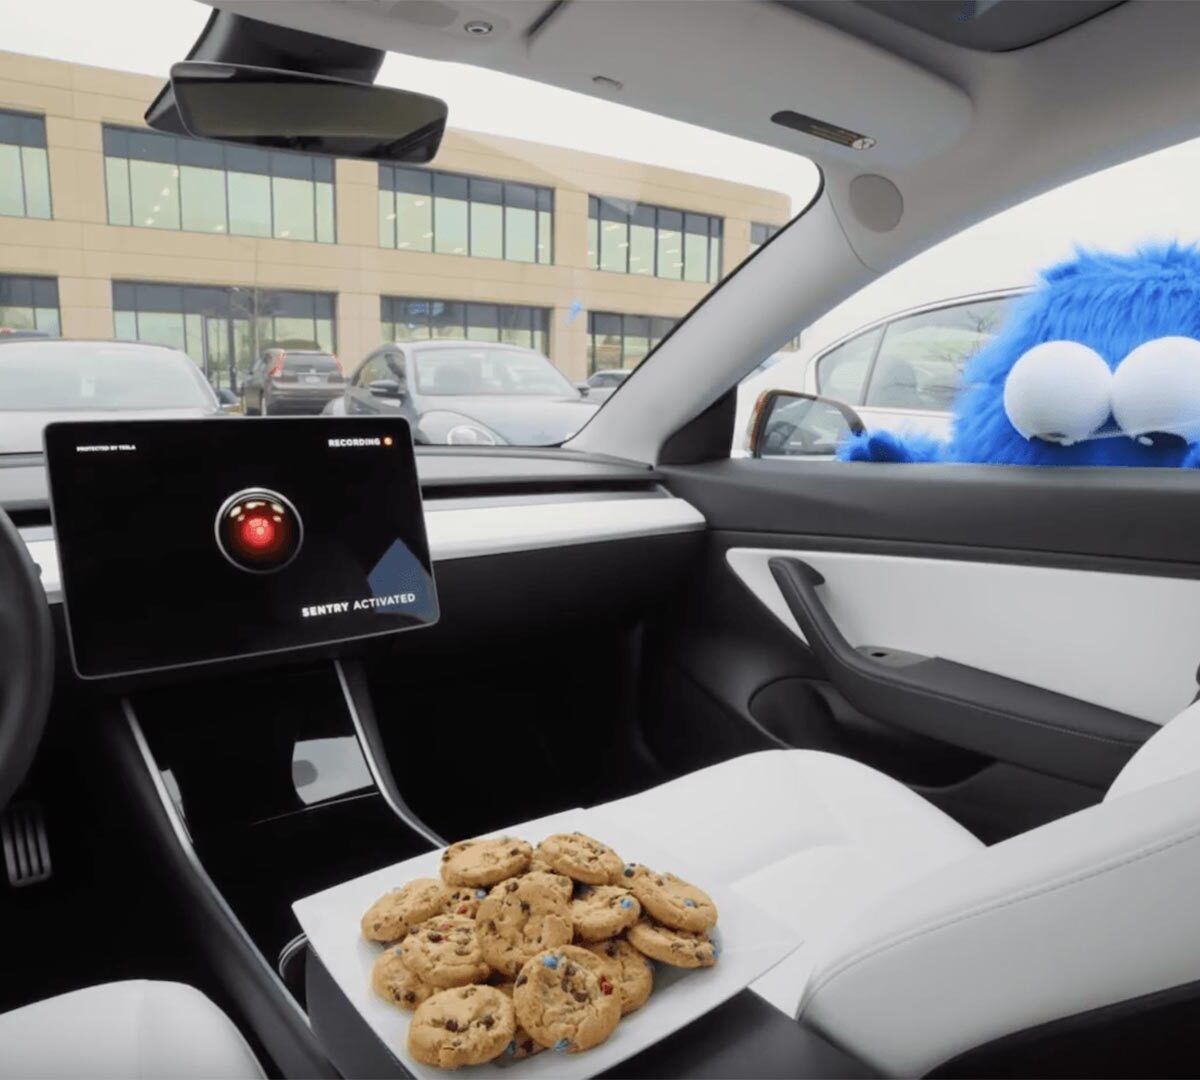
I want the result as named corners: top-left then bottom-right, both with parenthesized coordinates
top-left (112, 657), bottom-right (873, 1080)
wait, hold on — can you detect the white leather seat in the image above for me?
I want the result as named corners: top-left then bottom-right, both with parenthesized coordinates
top-left (0, 980), bottom-right (264, 1080)
top-left (592, 747), bottom-right (983, 1016)
top-left (591, 701), bottom-right (1200, 1076)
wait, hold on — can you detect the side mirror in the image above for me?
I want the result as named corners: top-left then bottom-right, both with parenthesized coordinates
top-left (368, 378), bottom-right (405, 401)
top-left (749, 390), bottom-right (865, 458)
top-left (575, 381), bottom-right (590, 396)
top-left (215, 387), bottom-right (239, 412)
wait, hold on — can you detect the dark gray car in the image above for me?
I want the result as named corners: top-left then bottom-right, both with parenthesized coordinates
top-left (242, 346), bottom-right (346, 416)
top-left (0, 338), bottom-right (223, 454)
top-left (332, 340), bottom-right (598, 445)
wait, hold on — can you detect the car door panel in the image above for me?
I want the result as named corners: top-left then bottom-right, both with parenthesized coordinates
top-left (764, 555), bottom-right (1153, 787)
top-left (727, 548), bottom-right (1199, 724)
top-left (648, 457), bottom-right (1200, 838)
top-left (636, 535), bottom-right (988, 787)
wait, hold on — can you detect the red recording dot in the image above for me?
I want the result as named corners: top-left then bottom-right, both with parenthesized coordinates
top-left (239, 514), bottom-right (277, 550)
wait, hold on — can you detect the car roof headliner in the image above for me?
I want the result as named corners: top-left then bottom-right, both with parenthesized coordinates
top-left (853, 0), bottom-right (1124, 53)
top-left (203, 1), bottom-right (1200, 270)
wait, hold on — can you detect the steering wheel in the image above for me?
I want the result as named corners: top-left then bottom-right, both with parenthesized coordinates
top-left (0, 507), bottom-right (53, 811)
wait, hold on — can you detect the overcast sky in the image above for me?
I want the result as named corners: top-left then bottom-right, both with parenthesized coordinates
top-left (10, 0), bottom-right (1200, 334)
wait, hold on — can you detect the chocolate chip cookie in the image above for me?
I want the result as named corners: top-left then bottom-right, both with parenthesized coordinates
top-left (476, 873), bottom-right (573, 976)
top-left (371, 944), bottom-right (435, 1010)
top-left (535, 832), bottom-right (624, 885)
top-left (627, 917), bottom-right (717, 968)
top-left (440, 836), bottom-right (532, 888)
top-left (582, 937), bottom-right (654, 1015)
top-left (570, 884), bottom-right (641, 941)
top-left (443, 886), bottom-right (489, 919)
top-left (407, 985), bottom-right (515, 1068)
top-left (361, 878), bottom-right (450, 942)
top-left (512, 946), bottom-right (621, 1053)
top-left (628, 866), bottom-right (717, 932)
top-left (398, 914), bottom-right (491, 988)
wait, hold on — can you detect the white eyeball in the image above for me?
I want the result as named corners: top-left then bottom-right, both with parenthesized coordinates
top-left (1002, 340), bottom-right (1112, 445)
top-left (1111, 336), bottom-right (1200, 444)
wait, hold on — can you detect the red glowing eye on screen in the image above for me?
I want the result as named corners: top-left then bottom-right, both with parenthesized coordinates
top-left (216, 490), bottom-right (302, 573)
top-left (239, 514), bottom-right (277, 550)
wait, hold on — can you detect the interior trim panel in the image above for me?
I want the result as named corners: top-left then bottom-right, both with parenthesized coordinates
top-left (664, 459), bottom-right (1200, 571)
top-left (0, 446), bottom-right (663, 518)
top-left (22, 495), bottom-right (705, 604)
top-left (727, 546), bottom-right (1199, 725)
top-left (766, 556), bottom-right (1149, 788)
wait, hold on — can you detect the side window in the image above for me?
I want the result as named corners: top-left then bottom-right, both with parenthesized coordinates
top-left (385, 351), bottom-right (407, 390)
top-left (815, 327), bottom-right (882, 405)
top-left (864, 297), bottom-right (1012, 412)
top-left (357, 352), bottom-right (390, 385)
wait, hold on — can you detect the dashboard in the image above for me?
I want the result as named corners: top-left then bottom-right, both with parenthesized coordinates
top-left (5, 436), bottom-right (706, 683)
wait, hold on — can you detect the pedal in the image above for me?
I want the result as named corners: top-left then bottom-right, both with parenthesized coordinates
top-left (1, 802), bottom-right (52, 887)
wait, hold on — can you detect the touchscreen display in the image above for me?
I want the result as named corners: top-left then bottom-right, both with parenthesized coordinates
top-left (45, 418), bottom-right (437, 678)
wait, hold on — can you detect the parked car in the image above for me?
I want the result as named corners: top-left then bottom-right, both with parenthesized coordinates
top-left (0, 338), bottom-right (224, 454)
top-left (736, 289), bottom-right (1023, 454)
top-left (328, 340), bottom-right (599, 445)
top-left (579, 368), bottom-right (631, 402)
top-left (241, 346), bottom-right (345, 416)
top-left (0, 328), bottom-right (51, 340)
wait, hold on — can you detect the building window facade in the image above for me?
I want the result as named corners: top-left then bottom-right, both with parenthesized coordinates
top-left (102, 125), bottom-right (335, 242)
top-left (0, 110), bottom-right (51, 220)
top-left (382, 297), bottom-right (550, 355)
top-left (378, 166), bottom-right (553, 264)
top-left (587, 311), bottom-right (678, 373)
top-left (750, 222), bottom-right (780, 251)
top-left (113, 281), bottom-right (336, 391)
top-left (587, 197), bottom-right (721, 282)
top-left (0, 274), bottom-right (59, 334)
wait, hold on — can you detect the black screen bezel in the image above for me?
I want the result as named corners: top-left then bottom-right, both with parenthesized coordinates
top-left (45, 416), bottom-right (437, 680)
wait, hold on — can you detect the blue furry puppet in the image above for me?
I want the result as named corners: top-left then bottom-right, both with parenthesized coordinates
top-left (840, 244), bottom-right (1200, 467)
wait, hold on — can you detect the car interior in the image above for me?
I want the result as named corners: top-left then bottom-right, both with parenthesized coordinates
top-left (6, 1), bottom-right (1200, 1077)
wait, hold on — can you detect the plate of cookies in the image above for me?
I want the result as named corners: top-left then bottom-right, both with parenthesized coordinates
top-left (293, 808), bottom-right (801, 1078)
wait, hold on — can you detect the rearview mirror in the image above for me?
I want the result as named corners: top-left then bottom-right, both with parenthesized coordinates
top-left (168, 61), bottom-right (447, 163)
top-left (749, 390), bottom-right (865, 458)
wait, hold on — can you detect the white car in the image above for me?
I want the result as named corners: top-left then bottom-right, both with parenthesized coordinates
top-left (737, 288), bottom-right (1024, 453)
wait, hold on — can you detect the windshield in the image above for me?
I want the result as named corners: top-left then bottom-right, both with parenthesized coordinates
top-left (413, 346), bottom-right (576, 397)
top-left (0, 9), bottom-right (816, 446)
top-left (0, 341), bottom-right (216, 412)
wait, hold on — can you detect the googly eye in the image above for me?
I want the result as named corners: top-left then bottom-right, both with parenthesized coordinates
top-left (1002, 340), bottom-right (1112, 445)
top-left (1111, 336), bottom-right (1200, 444)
